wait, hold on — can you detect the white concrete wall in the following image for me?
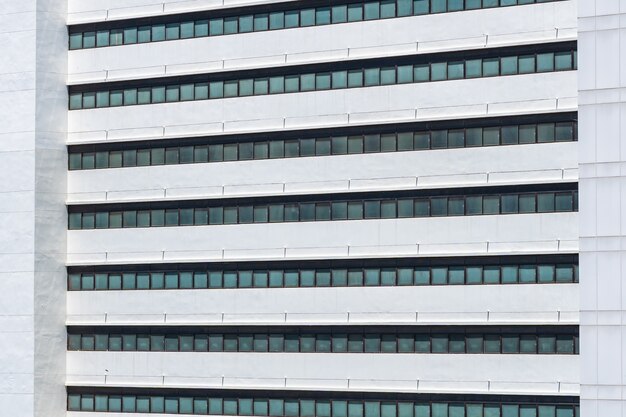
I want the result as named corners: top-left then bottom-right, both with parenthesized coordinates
top-left (67, 213), bottom-right (578, 264)
top-left (578, 1), bottom-right (626, 416)
top-left (67, 284), bottom-right (579, 326)
top-left (0, 1), bottom-right (67, 417)
top-left (66, 351), bottom-right (579, 396)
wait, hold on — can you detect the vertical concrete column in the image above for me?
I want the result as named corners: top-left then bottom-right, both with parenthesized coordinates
top-left (579, 1), bottom-right (626, 416)
top-left (0, 0), bottom-right (67, 416)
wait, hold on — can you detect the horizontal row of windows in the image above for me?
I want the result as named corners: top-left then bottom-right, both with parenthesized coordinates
top-left (67, 327), bottom-right (579, 354)
top-left (68, 47), bottom-right (577, 110)
top-left (68, 260), bottom-right (578, 291)
top-left (67, 393), bottom-right (579, 417)
top-left (67, 188), bottom-right (579, 230)
top-left (68, 0), bottom-right (563, 50)
top-left (67, 120), bottom-right (577, 170)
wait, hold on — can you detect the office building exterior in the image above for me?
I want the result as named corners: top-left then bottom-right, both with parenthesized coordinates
top-left (0, 0), bottom-right (617, 416)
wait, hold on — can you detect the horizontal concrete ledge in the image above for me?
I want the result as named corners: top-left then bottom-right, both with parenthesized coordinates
top-left (65, 238), bottom-right (579, 266)
top-left (65, 309), bottom-right (579, 327)
top-left (68, 0), bottom-right (296, 24)
top-left (65, 375), bottom-right (579, 396)
top-left (66, 167), bottom-right (578, 205)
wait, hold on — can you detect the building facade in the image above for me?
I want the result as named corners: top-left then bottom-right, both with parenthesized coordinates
top-left (0, 0), bottom-right (607, 416)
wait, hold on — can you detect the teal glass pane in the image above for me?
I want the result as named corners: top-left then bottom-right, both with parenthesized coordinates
top-left (466, 59), bottom-right (482, 78)
top-left (466, 404), bottom-right (483, 417)
top-left (483, 266), bottom-right (500, 284)
top-left (431, 0), bottom-right (446, 13)
top-left (136, 26), bottom-right (150, 43)
top-left (519, 265), bottom-right (537, 283)
top-left (555, 407), bottom-right (573, 417)
top-left (448, 267), bottom-right (465, 284)
top-left (484, 335), bottom-right (501, 353)
top-left (398, 0), bottom-right (413, 16)
top-left (81, 31), bottom-right (96, 48)
top-left (96, 30), bottom-right (109, 47)
top-left (348, 270), bottom-right (363, 286)
top-left (448, 62), bottom-right (464, 79)
top-left (209, 18), bottom-right (224, 35)
top-left (254, 14), bottom-right (269, 31)
top-left (109, 397), bottom-right (122, 412)
top-left (365, 268), bottom-right (380, 285)
top-left (501, 56), bottom-right (518, 75)
top-left (449, 404), bottom-right (465, 417)
top-left (165, 23), bottom-right (180, 40)
top-left (152, 24), bottom-right (165, 41)
top-left (300, 9), bottom-right (315, 26)
top-left (431, 62), bottom-right (447, 81)
top-left (365, 402), bottom-right (381, 417)
top-left (332, 269), bottom-right (348, 286)
top-left (414, 268), bottom-right (430, 285)
top-left (151, 86), bottom-right (165, 103)
top-left (414, 404), bottom-right (430, 417)
top-left (348, 4), bottom-right (364, 21)
top-left (483, 58), bottom-right (500, 76)
top-left (195, 20), bottom-right (208, 37)
top-left (364, 2), bottom-right (380, 19)
top-left (364, 68), bottom-right (380, 86)
top-left (555, 52), bottom-right (573, 70)
top-left (285, 401), bottom-right (300, 417)
top-left (538, 335), bottom-right (556, 353)
top-left (537, 193), bottom-right (555, 212)
top-left (519, 55), bottom-right (536, 73)
top-left (413, 0), bottom-right (428, 14)
top-left (502, 335), bottom-right (519, 353)
top-left (381, 67), bottom-right (396, 84)
top-left (209, 398), bottom-right (223, 414)
top-left (317, 7), bottom-right (331, 24)
top-left (501, 265), bottom-right (518, 283)
top-left (270, 12), bottom-right (285, 29)
top-left (332, 5), bottom-right (348, 22)
top-left (466, 334), bottom-right (483, 353)
top-left (316, 73), bottom-right (331, 90)
top-left (431, 403), bottom-right (448, 417)
top-left (520, 335), bottom-right (538, 353)
top-left (348, 70), bottom-right (364, 87)
top-left (333, 401), bottom-right (348, 417)
top-left (224, 17), bottom-right (238, 34)
top-left (537, 53), bottom-right (554, 72)
top-left (285, 75), bottom-right (300, 92)
top-left (349, 402), bottom-right (364, 417)
top-left (237, 79), bottom-right (252, 96)
top-left (223, 399), bottom-right (238, 415)
top-left (538, 406), bottom-right (555, 417)
top-left (285, 10), bottom-right (299, 27)
top-left (195, 399), bottom-right (209, 414)
top-left (431, 334), bottom-right (448, 352)
top-left (332, 334), bottom-right (348, 352)
top-left (520, 406), bottom-right (537, 417)
top-left (484, 405), bottom-right (501, 417)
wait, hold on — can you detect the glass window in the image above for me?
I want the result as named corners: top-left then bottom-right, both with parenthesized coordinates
top-left (348, 3), bottom-right (364, 21)
top-left (301, 9), bottom-right (316, 26)
top-left (431, 62), bottom-right (447, 81)
top-left (285, 10), bottom-right (300, 27)
top-left (483, 58), bottom-right (500, 77)
top-left (501, 56), bottom-right (518, 75)
top-left (270, 12), bottom-right (285, 29)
